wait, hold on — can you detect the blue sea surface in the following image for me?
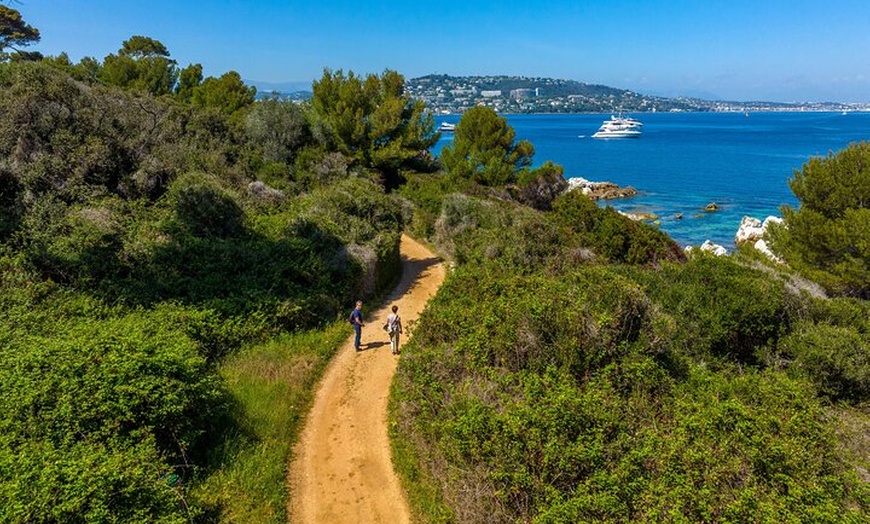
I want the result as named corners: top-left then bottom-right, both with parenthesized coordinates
top-left (434, 112), bottom-right (870, 248)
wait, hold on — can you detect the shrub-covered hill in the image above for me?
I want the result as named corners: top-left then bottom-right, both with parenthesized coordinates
top-left (0, 55), bottom-right (421, 521)
top-left (392, 176), bottom-right (869, 522)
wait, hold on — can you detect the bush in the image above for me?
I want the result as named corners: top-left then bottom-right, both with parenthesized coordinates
top-left (536, 369), bottom-right (865, 524)
top-left (552, 190), bottom-right (685, 265)
top-left (397, 172), bottom-right (476, 239)
top-left (617, 256), bottom-right (791, 365)
top-left (780, 321), bottom-right (870, 402)
top-left (17, 196), bottom-right (126, 284)
top-left (0, 437), bottom-right (194, 524)
top-left (296, 177), bottom-right (404, 297)
top-left (0, 301), bottom-right (225, 522)
top-left (394, 254), bottom-right (868, 523)
top-left (394, 261), bottom-right (868, 522)
top-left (164, 172), bottom-right (245, 238)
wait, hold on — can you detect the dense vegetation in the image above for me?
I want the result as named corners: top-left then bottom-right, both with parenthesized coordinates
top-left (0, 15), bottom-right (434, 519)
top-left (392, 112), bottom-right (869, 522)
top-left (2, 6), bottom-right (868, 522)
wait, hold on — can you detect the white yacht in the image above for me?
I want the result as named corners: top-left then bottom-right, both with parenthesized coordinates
top-left (591, 114), bottom-right (643, 139)
top-left (438, 122), bottom-right (456, 132)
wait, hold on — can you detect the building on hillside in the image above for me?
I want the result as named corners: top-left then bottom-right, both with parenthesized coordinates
top-left (510, 88), bottom-right (535, 100)
top-left (480, 90), bottom-right (502, 98)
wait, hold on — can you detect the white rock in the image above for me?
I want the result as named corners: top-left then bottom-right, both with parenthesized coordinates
top-left (700, 240), bottom-right (728, 256)
top-left (734, 215), bottom-right (786, 261)
top-left (762, 216), bottom-right (783, 229)
top-left (566, 177), bottom-right (590, 190)
top-left (754, 239), bottom-right (784, 264)
top-left (735, 216), bottom-right (765, 246)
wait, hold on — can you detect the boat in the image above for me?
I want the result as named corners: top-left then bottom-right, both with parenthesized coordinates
top-left (438, 122), bottom-right (456, 132)
top-left (591, 114), bottom-right (643, 139)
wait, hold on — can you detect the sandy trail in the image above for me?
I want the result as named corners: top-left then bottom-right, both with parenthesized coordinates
top-left (288, 234), bottom-right (445, 524)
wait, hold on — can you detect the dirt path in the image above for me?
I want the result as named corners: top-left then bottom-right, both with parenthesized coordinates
top-left (288, 234), bottom-right (445, 524)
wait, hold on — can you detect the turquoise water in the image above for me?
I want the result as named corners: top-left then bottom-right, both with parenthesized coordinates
top-left (434, 112), bottom-right (870, 248)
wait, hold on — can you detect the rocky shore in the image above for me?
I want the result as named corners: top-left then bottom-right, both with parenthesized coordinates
top-left (566, 177), bottom-right (638, 200)
top-left (564, 178), bottom-right (785, 263)
top-left (688, 215), bottom-right (784, 262)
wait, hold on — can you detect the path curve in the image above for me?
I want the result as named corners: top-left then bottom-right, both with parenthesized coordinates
top-left (288, 234), bottom-right (445, 524)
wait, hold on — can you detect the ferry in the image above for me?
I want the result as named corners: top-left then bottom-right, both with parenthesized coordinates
top-left (438, 122), bottom-right (456, 132)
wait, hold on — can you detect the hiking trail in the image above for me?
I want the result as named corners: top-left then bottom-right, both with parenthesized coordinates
top-left (288, 234), bottom-right (445, 523)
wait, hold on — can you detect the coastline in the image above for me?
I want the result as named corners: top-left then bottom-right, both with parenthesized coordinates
top-left (435, 112), bottom-right (868, 248)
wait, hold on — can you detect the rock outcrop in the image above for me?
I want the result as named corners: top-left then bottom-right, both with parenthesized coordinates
top-left (248, 181), bottom-right (286, 204)
top-left (734, 215), bottom-right (783, 246)
top-left (567, 177), bottom-right (638, 200)
top-left (735, 215), bottom-right (785, 263)
top-left (685, 240), bottom-right (728, 256)
top-left (700, 240), bottom-right (728, 256)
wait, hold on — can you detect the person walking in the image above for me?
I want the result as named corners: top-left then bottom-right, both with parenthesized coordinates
top-left (350, 300), bottom-right (364, 351)
top-left (386, 305), bottom-right (403, 355)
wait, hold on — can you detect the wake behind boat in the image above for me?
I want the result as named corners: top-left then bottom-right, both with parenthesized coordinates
top-left (592, 114), bottom-right (643, 139)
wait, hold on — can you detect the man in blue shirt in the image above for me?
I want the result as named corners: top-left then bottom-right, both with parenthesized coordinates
top-left (350, 300), bottom-right (364, 351)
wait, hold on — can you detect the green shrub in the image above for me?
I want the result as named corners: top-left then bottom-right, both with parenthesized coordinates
top-left (535, 368), bottom-right (865, 524)
top-left (164, 172), bottom-right (245, 238)
top-left (0, 436), bottom-right (194, 524)
top-left (780, 321), bottom-right (870, 402)
top-left (397, 172), bottom-right (475, 238)
top-left (409, 264), bottom-right (655, 376)
top-left (618, 256), bottom-right (791, 365)
top-left (394, 255), bottom-right (868, 523)
top-left (0, 303), bottom-right (225, 522)
top-left (296, 177), bottom-right (404, 297)
top-left (552, 190), bottom-right (685, 265)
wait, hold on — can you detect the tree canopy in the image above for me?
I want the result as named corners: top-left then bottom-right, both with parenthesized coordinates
top-left (310, 68), bottom-right (439, 189)
top-left (101, 36), bottom-right (178, 95)
top-left (189, 70), bottom-right (256, 115)
top-left (0, 5), bottom-right (40, 55)
top-left (440, 105), bottom-right (535, 186)
top-left (770, 141), bottom-right (870, 298)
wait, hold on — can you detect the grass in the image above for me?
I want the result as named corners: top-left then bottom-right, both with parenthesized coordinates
top-left (189, 321), bottom-right (350, 523)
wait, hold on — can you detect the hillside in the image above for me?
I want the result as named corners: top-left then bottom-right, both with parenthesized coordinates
top-left (406, 74), bottom-right (861, 114)
top-left (254, 73), bottom-right (862, 114)
top-left (390, 108), bottom-right (869, 522)
top-left (391, 187), bottom-right (869, 523)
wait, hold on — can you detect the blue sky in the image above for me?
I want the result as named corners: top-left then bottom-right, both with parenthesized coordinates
top-left (18, 0), bottom-right (870, 102)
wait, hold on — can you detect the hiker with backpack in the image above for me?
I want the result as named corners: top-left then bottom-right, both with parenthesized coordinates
top-left (385, 305), bottom-right (403, 355)
top-left (349, 300), bottom-right (364, 351)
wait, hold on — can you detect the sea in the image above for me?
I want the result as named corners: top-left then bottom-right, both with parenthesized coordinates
top-left (433, 111), bottom-right (870, 249)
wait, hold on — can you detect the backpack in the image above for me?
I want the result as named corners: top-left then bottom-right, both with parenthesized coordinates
top-left (348, 311), bottom-right (356, 325)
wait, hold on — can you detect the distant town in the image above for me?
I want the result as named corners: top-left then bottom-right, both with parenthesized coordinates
top-left (256, 74), bottom-right (870, 114)
top-left (404, 74), bottom-right (870, 114)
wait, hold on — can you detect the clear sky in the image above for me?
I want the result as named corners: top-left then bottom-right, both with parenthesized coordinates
top-left (17, 0), bottom-right (870, 102)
